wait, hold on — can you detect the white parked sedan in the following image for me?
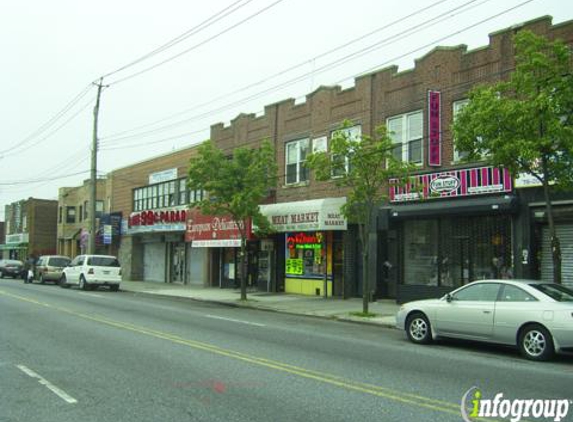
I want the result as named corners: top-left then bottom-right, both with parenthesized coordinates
top-left (396, 279), bottom-right (573, 361)
top-left (60, 255), bottom-right (121, 292)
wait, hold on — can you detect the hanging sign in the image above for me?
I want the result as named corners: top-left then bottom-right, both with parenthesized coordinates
top-left (428, 90), bottom-right (442, 166)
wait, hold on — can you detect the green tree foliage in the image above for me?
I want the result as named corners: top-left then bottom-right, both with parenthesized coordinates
top-left (187, 140), bottom-right (277, 300)
top-left (452, 30), bottom-right (573, 283)
top-left (306, 121), bottom-right (415, 312)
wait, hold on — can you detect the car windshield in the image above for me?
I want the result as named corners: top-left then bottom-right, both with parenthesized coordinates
top-left (531, 284), bottom-right (573, 302)
top-left (6, 260), bottom-right (23, 266)
top-left (50, 258), bottom-right (71, 267)
top-left (88, 257), bottom-right (120, 267)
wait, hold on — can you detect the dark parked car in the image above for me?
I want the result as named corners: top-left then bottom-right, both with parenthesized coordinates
top-left (0, 259), bottom-right (25, 279)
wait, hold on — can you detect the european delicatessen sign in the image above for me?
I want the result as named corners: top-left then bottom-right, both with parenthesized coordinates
top-left (185, 210), bottom-right (250, 247)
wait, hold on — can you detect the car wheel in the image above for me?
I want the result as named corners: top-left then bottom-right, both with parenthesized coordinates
top-left (406, 312), bottom-right (432, 344)
top-left (79, 276), bottom-right (89, 291)
top-left (59, 275), bottom-right (70, 288)
top-left (518, 324), bottom-right (555, 361)
top-left (110, 285), bottom-right (119, 292)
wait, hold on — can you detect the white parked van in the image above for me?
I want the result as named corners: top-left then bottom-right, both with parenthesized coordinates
top-left (60, 255), bottom-right (121, 291)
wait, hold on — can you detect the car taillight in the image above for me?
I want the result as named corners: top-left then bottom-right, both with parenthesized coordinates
top-left (88, 268), bottom-right (94, 275)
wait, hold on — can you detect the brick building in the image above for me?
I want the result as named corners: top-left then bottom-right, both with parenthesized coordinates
top-left (57, 178), bottom-right (110, 258)
top-left (107, 16), bottom-right (572, 301)
top-left (208, 15), bottom-right (573, 301)
top-left (2, 198), bottom-right (58, 261)
top-left (110, 146), bottom-right (207, 285)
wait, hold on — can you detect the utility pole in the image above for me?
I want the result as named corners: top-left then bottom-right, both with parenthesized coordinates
top-left (89, 78), bottom-right (104, 255)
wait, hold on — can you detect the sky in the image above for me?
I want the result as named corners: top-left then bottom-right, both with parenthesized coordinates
top-left (1, 0), bottom-right (571, 220)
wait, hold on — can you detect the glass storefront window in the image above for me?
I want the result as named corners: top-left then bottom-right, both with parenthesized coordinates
top-left (285, 232), bottom-right (326, 279)
top-left (402, 215), bottom-right (512, 287)
top-left (403, 220), bottom-right (439, 286)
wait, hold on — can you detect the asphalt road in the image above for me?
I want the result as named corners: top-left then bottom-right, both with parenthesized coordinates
top-left (1, 280), bottom-right (572, 422)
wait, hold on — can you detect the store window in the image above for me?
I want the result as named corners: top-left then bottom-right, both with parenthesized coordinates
top-left (285, 232), bottom-right (326, 279)
top-left (387, 111), bottom-right (423, 165)
top-left (402, 215), bottom-right (512, 287)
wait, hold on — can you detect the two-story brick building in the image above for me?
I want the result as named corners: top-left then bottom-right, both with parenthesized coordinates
top-left (57, 178), bottom-right (110, 257)
top-left (107, 16), bottom-right (573, 301)
top-left (3, 198), bottom-right (58, 261)
top-left (207, 15), bottom-right (573, 301)
top-left (110, 146), bottom-right (209, 286)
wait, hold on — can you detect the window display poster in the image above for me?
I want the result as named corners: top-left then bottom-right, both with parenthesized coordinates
top-left (285, 232), bottom-right (332, 279)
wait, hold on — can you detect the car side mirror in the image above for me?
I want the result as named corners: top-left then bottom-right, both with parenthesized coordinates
top-left (446, 293), bottom-right (453, 303)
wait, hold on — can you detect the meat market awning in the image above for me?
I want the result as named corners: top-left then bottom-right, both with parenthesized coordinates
top-left (259, 197), bottom-right (347, 232)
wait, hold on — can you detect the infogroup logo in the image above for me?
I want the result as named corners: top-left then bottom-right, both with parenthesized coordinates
top-left (461, 386), bottom-right (571, 422)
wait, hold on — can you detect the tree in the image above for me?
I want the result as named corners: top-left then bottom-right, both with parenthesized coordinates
top-left (452, 30), bottom-right (573, 284)
top-left (187, 140), bottom-right (277, 300)
top-left (306, 122), bottom-right (415, 313)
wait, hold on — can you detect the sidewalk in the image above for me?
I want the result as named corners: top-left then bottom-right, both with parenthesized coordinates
top-left (120, 280), bottom-right (398, 328)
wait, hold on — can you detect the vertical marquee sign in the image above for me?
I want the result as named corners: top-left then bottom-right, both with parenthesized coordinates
top-left (428, 90), bottom-right (441, 166)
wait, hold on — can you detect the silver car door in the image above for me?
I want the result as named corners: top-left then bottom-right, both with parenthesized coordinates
top-left (436, 283), bottom-right (501, 339)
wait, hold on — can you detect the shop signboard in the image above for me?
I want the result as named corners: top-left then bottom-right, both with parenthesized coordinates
top-left (148, 168), bottom-right (178, 185)
top-left (428, 90), bottom-right (441, 166)
top-left (389, 166), bottom-right (512, 202)
top-left (259, 197), bottom-right (347, 232)
top-left (6, 233), bottom-right (29, 245)
top-left (126, 207), bottom-right (187, 234)
top-left (185, 210), bottom-right (250, 247)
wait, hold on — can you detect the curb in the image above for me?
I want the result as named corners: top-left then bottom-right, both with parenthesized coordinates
top-left (121, 287), bottom-right (397, 329)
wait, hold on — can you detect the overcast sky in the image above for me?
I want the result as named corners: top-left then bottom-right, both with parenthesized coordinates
top-left (0, 0), bottom-right (571, 220)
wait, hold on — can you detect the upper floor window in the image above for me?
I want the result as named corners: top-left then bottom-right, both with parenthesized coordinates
top-left (133, 177), bottom-right (201, 211)
top-left (453, 99), bottom-right (470, 162)
top-left (66, 206), bottom-right (76, 224)
top-left (387, 111), bottom-right (423, 165)
top-left (285, 138), bottom-right (309, 185)
top-left (330, 125), bottom-right (361, 178)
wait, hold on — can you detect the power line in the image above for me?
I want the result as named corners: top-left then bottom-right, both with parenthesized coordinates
top-left (0, 170), bottom-right (90, 187)
top-left (99, 0), bottom-right (455, 143)
top-left (107, 0), bottom-right (287, 86)
top-left (102, 0), bottom-right (253, 79)
top-left (100, 0), bottom-right (528, 150)
top-left (1, 94), bottom-right (96, 160)
top-left (0, 84), bottom-right (93, 157)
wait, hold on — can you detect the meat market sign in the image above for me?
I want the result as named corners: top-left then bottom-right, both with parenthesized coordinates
top-left (259, 197), bottom-right (347, 232)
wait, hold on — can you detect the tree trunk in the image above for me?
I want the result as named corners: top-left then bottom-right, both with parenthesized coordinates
top-left (541, 162), bottom-right (562, 284)
top-left (362, 246), bottom-right (369, 314)
top-left (240, 237), bottom-right (248, 300)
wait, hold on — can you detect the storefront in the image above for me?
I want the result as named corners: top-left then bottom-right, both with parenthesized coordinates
top-left (515, 176), bottom-right (573, 287)
top-left (387, 166), bottom-right (517, 303)
top-left (124, 207), bottom-right (190, 284)
top-left (260, 197), bottom-right (347, 297)
top-left (1, 233), bottom-right (28, 260)
top-left (185, 210), bottom-right (249, 289)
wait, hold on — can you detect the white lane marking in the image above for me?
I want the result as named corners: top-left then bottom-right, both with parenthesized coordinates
top-left (17, 364), bottom-right (78, 404)
top-left (205, 314), bottom-right (266, 327)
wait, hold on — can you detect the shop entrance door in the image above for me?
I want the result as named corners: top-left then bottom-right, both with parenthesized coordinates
top-left (170, 242), bottom-right (186, 284)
